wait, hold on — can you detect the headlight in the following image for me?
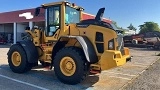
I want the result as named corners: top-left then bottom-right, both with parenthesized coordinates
top-left (108, 39), bottom-right (115, 50)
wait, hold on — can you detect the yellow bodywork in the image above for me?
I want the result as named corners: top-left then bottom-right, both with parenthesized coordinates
top-left (25, 1), bottom-right (131, 71)
top-left (26, 23), bottom-right (131, 71)
top-left (68, 24), bottom-right (131, 70)
top-left (99, 47), bottom-right (130, 70)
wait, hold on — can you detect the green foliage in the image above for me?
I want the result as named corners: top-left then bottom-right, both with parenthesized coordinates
top-left (139, 22), bottom-right (160, 34)
top-left (122, 30), bottom-right (125, 35)
top-left (127, 23), bottom-right (137, 31)
top-left (112, 21), bottom-right (121, 29)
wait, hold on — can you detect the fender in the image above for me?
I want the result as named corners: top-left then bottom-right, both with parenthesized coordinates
top-left (17, 40), bottom-right (39, 63)
top-left (52, 36), bottom-right (98, 64)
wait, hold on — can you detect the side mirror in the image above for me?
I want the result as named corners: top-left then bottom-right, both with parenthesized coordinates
top-left (35, 7), bottom-right (40, 16)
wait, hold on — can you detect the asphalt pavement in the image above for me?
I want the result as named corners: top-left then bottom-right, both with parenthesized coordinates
top-left (0, 45), bottom-right (160, 90)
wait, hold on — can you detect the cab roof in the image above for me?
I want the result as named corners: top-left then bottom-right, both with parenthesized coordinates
top-left (42, 1), bottom-right (65, 7)
top-left (41, 1), bottom-right (84, 10)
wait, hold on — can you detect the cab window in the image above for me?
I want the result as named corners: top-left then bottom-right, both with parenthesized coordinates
top-left (47, 6), bottom-right (60, 36)
top-left (65, 6), bottom-right (80, 24)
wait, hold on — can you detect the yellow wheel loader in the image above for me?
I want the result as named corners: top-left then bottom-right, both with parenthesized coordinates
top-left (7, 1), bottom-right (131, 85)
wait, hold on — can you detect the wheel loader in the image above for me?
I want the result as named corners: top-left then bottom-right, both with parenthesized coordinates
top-left (7, 1), bottom-right (131, 85)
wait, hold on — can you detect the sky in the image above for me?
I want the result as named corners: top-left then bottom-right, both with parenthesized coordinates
top-left (0, 0), bottom-right (160, 32)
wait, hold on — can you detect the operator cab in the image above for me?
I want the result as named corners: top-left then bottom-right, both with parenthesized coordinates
top-left (35, 1), bottom-right (84, 38)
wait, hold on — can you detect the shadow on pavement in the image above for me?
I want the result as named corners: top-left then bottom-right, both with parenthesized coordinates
top-left (0, 64), bottom-right (99, 90)
top-left (124, 43), bottom-right (146, 48)
top-left (129, 47), bottom-right (160, 52)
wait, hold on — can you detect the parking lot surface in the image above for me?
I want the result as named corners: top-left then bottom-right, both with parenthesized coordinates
top-left (123, 58), bottom-right (160, 90)
top-left (0, 45), bottom-right (159, 90)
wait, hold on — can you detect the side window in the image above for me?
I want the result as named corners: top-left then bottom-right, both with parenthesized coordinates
top-left (47, 6), bottom-right (60, 36)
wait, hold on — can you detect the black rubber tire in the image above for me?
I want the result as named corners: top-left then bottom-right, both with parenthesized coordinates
top-left (8, 44), bottom-right (32, 73)
top-left (54, 47), bottom-right (89, 85)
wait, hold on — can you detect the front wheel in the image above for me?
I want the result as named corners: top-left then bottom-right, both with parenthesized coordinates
top-left (8, 44), bottom-right (32, 73)
top-left (54, 47), bottom-right (89, 85)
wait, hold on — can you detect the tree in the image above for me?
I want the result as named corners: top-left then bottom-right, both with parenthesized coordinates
top-left (127, 23), bottom-right (137, 31)
top-left (112, 21), bottom-right (126, 34)
top-left (139, 22), bottom-right (160, 34)
top-left (112, 21), bottom-right (121, 29)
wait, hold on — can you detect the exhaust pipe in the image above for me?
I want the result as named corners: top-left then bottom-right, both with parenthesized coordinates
top-left (95, 8), bottom-right (105, 21)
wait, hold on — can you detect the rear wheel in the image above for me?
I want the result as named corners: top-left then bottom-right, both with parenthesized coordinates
top-left (54, 47), bottom-right (89, 85)
top-left (8, 44), bottom-right (32, 73)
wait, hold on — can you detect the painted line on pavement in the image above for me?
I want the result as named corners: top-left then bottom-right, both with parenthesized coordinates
top-left (132, 62), bottom-right (150, 66)
top-left (109, 76), bottom-right (131, 80)
top-left (0, 67), bottom-right (87, 89)
top-left (103, 71), bottom-right (136, 77)
top-left (129, 64), bottom-right (147, 67)
top-left (0, 74), bottom-right (49, 90)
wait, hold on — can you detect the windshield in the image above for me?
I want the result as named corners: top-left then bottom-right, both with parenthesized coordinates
top-left (65, 6), bottom-right (80, 24)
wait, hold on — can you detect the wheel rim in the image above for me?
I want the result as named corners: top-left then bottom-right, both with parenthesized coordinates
top-left (60, 57), bottom-right (76, 76)
top-left (11, 51), bottom-right (21, 66)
